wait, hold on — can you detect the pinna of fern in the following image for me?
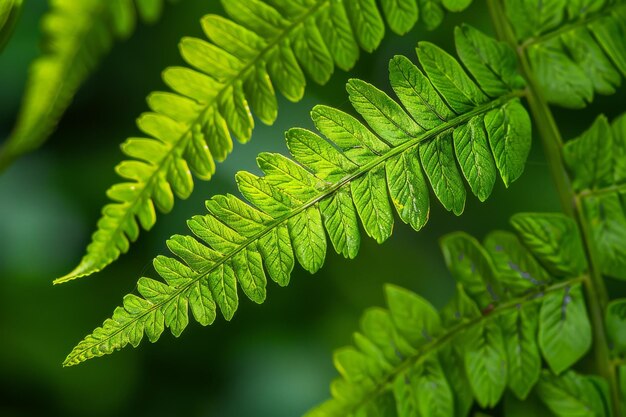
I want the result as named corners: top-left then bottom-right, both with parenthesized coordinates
top-left (505, 0), bottom-right (626, 109)
top-left (0, 0), bottom-right (179, 170)
top-left (63, 25), bottom-right (532, 366)
top-left (54, 0), bottom-right (477, 284)
top-left (307, 213), bottom-right (600, 417)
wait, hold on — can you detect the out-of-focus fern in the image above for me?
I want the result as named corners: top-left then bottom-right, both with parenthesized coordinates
top-left (307, 214), bottom-right (599, 417)
top-left (505, 0), bottom-right (626, 108)
top-left (0, 0), bottom-right (22, 52)
top-left (62, 27), bottom-right (533, 366)
top-left (0, 0), bottom-right (178, 169)
top-left (54, 0), bottom-right (475, 284)
top-left (564, 112), bottom-right (626, 281)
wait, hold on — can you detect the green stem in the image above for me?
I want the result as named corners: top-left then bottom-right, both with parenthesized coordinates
top-left (486, 1), bottom-right (621, 416)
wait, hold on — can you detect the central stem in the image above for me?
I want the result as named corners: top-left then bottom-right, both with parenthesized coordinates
top-left (486, 1), bottom-right (620, 416)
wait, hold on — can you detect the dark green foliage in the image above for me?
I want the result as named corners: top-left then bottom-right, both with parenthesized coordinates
top-left (564, 113), bottom-right (626, 281)
top-left (306, 215), bottom-right (594, 416)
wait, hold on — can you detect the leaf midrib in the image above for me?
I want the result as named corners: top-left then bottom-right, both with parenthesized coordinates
top-left (4, 0), bottom-right (110, 161)
top-left (66, 91), bottom-right (523, 363)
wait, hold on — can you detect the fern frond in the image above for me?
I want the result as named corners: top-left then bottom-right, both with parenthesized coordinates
top-left (504, 0), bottom-right (626, 108)
top-left (56, 0), bottom-right (474, 284)
top-left (306, 214), bottom-right (596, 416)
top-left (0, 0), bottom-right (176, 170)
top-left (63, 27), bottom-right (533, 365)
top-left (564, 112), bottom-right (626, 281)
top-left (0, 0), bottom-right (22, 52)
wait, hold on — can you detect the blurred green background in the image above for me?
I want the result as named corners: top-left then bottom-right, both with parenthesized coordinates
top-left (0, 2), bottom-right (624, 416)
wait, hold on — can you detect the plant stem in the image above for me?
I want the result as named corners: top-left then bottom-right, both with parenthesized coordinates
top-left (486, 1), bottom-right (621, 415)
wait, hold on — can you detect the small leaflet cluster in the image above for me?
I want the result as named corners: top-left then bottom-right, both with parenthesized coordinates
top-left (307, 213), bottom-right (601, 417)
top-left (505, 0), bottom-right (626, 108)
top-left (64, 26), bottom-right (531, 366)
top-left (56, 0), bottom-right (471, 284)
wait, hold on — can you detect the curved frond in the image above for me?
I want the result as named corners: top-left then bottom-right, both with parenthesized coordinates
top-left (606, 299), bottom-right (626, 354)
top-left (63, 28), bottom-right (533, 366)
top-left (55, 0), bottom-right (475, 284)
top-left (564, 111), bottom-right (626, 280)
top-left (0, 0), bottom-right (177, 170)
top-left (0, 0), bottom-right (22, 52)
top-left (306, 215), bottom-right (595, 416)
top-left (505, 0), bottom-right (626, 108)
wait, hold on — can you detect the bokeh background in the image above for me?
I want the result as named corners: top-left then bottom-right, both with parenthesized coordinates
top-left (0, 1), bottom-right (624, 416)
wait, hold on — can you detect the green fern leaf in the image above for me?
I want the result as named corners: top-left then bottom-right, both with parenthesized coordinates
top-left (483, 231), bottom-right (551, 294)
top-left (63, 29), bottom-right (533, 365)
top-left (501, 303), bottom-right (541, 400)
top-left (564, 112), bottom-right (626, 280)
top-left (510, 212), bottom-right (588, 277)
top-left (505, 0), bottom-right (626, 108)
top-left (414, 357), bottom-right (455, 417)
top-left (454, 24), bottom-right (526, 97)
top-left (380, 0), bottom-right (419, 35)
top-left (0, 0), bottom-right (177, 170)
top-left (56, 0), bottom-right (474, 284)
top-left (418, 0), bottom-right (444, 30)
top-left (0, 0), bottom-right (22, 52)
top-left (606, 299), bottom-right (626, 355)
top-left (504, 0), bottom-right (567, 42)
top-left (440, 232), bottom-right (502, 309)
top-left (463, 319), bottom-right (508, 408)
top-left (536, 370), bottom-right (607, 417)
top-left (440, 343), bottom-right (474, 417)
top-left (441, 0), bottom-right (472, 12)
top-left (304, 218), bottom-right (592, 416)
top-left (538, 284), bottom-right (592, 375)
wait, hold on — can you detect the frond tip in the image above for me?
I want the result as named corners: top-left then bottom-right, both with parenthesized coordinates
top-left (64, 26), bottom-right (531, 366)
top-left (0, 0), bottom-right (22, 52)
top-left (56, 0), bottom-right (473, 284)
top-left (0, 0), bottom-right (178, 171)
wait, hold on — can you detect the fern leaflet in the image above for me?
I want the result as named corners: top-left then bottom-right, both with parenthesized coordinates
top-left (0, 0), bottom-right (22, 52)
top-left (55, 0), bottom-right (473, 284)
top-left (307, 214), bottom-right (598, 417)
top-left (564, 112), bottom-right (626, 281)
top-left (606, 299), bottom-right (626, 355)
top-left (0, 0), bottom-right (177, 170)
top-left (63, 27), bottom-right (532, 366)
top-left (505, 0), bottom-right (626, 108)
